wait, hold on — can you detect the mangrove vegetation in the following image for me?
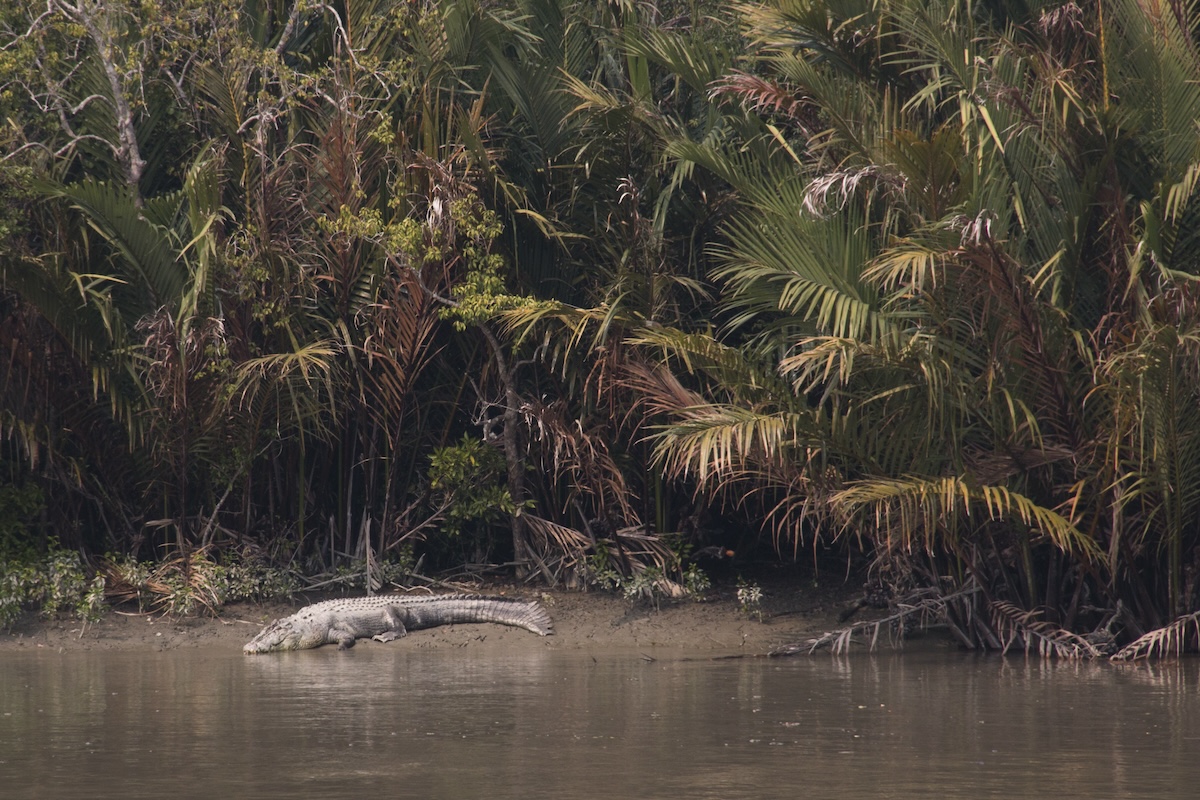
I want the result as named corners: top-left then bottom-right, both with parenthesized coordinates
top-left (4, 0), bottom-right (1200, 658)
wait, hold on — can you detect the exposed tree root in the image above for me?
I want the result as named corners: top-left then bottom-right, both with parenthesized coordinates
top-left (771, 587), bottom-right (975, 656)
top-left (771, 588), bottom-right (1200, 660)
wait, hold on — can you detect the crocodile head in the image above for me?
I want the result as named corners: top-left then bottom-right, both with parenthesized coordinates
top-left (243, 619), bottom-right (306, 654)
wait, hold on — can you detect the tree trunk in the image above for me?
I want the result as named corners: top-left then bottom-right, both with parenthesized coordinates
top-left (478, 323), bottom-right (532, 576)
top-left (55, 1), bottom-right (146, 200)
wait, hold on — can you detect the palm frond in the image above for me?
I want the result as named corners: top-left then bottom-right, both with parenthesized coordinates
top-left (991, 600), bottom-right (1104, 659)
top-left (627, 325), bottom-right (792, 400)
top-left (778, 584), bottom-right (981, 656)
top-left (226, 339), bottom-right (346, 444)
top-left (715, 204), bottom-right (892, 344)
top-left (833, 474), bottom-right (1101, 559)
top-left (42, 179), bottom-right (186, 316)
top-left (1111, 610), bottom-right (1200, 661)
top-left (649, 403), bottom-right (815, 486)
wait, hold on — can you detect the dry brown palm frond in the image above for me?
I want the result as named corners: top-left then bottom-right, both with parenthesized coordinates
top-left (802, 165), bottom-right (903, 218)
top-left (523, 514), bottom-right (591, 562)
top-left (614, 534), bottom-right (691, 604)
top-left (1111, 611), bottom-right (1200, 661)
top-left (519, 398), bottom-right (638, 525)
top-left (101, 547), bottom-right (225, 616)
top-left (607, 526), bottom-right (678, 574)
top-left (587, 525), bottom-right (690, 600)
top-left (100, 558), bottom-right (152, 609)
top-left (358, 266), bottom-right (442, 438)
top-left (708, 70), bottom-right (815, 132)
top-left (621, 358), bottom-right (707, 417)
top-left (137, 308), bottom-right (228, 419)
top-left (990, 600), bottom-right (1103, 659)
top-left (962, 444), bottom-right (1077, 485)
top-left (521, 513), bottom-right (592, 585)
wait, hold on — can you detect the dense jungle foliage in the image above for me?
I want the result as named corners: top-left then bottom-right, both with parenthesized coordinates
top-left (4, 0), bottom-right (1200, 657)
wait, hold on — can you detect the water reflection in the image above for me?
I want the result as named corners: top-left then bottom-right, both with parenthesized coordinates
top-left (1, 647), bottom-right (1198, 798)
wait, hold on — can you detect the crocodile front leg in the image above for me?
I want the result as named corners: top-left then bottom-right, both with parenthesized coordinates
top-left (371, 605), bottom-right (409, 644)
top-left (332, 627), bottom-right (358, 650)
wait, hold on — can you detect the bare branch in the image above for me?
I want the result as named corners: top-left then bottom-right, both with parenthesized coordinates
top-left (275, 1), bottom-right (304, 56)
top-left (0, 6), bottom-right (57, 50)
top-left (50, 0), bottom-right (146, 196)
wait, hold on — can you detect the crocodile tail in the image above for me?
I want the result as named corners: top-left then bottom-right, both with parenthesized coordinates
top-left (510, 599), bottom-right (554, 636)
top-left (442, 595), bottom-right (554, 635)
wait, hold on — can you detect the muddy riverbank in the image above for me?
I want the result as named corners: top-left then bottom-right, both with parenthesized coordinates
top-left (0, 572), bottom-right (863, 655)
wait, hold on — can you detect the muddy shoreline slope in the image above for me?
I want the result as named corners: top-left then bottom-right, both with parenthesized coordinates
top-left (0, 574), bottom-right (865, 655)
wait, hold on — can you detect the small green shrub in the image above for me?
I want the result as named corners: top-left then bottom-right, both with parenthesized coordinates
top-left (0, 547), bottom-right (107, 627)
top-left (682, 563), bottom-right (712, 596)
top-left (583, 545), bottom-right (710, 607)
top-left (621, 567), bottom-right (666, 605)
top-left (40, 548), bottom-right (93, 616)
top-left (0, 566), bottom-right (31, 627)
top-left (326, 548), bottom-right (415, 592)
top-left (217, 552), bottom-right (301, 602)
top-left (736, 578), bottom-right (764, 621)
top-left (584, 548), bottom-right (622, 591)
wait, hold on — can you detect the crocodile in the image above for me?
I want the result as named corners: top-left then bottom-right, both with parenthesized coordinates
top-left (243, 594), bottom-right (554, 654)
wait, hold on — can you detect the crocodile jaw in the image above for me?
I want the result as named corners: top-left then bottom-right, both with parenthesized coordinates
top-left (243, 621), bottom-right (303, 654)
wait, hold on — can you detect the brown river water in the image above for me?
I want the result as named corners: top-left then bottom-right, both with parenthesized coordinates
top-left (1, 646), bottom-right (1197, 798)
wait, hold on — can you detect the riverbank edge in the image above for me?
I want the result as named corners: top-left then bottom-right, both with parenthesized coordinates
top-left (0, 574), bottom-right (864, 656)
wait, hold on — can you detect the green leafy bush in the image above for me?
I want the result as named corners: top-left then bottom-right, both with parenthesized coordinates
top-left (0, 547), bottom-right (106, 627)
top-left (325, 549), bottom-right (415, 592)
top-left (104, 548), bottom-right (302, 614)
top-left (429, 436), bottom-right (519, 536)
top-left (216, 552), bottom-right (301, 602)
